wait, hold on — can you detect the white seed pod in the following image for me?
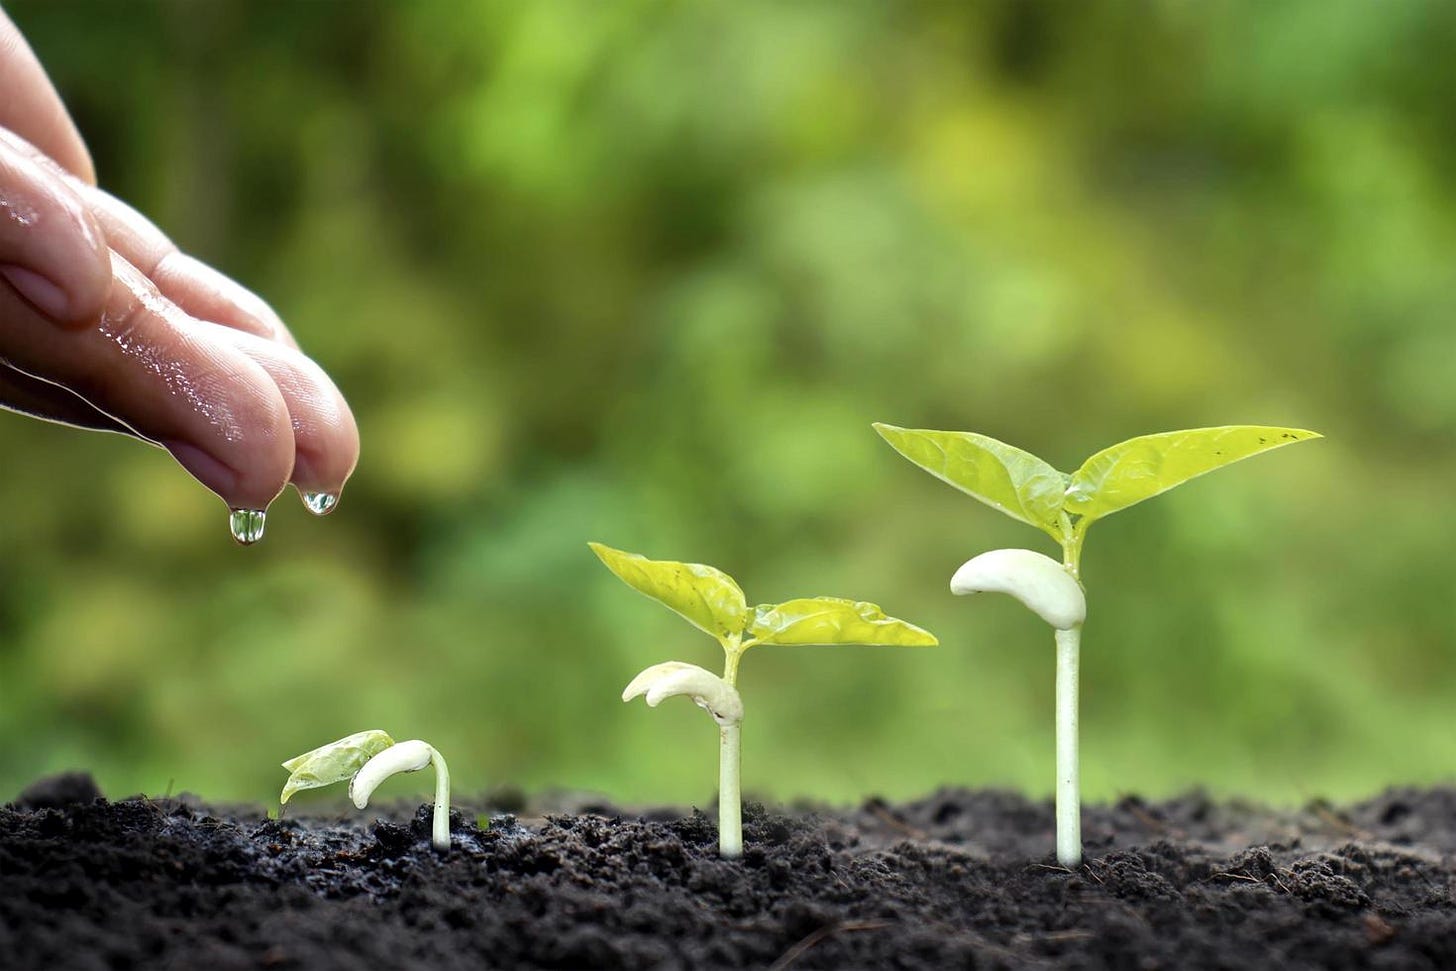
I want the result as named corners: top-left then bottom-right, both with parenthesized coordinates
top-left (349, 739), bottom-right (434, 809)
top-left (622, 661), bottom-right (744, 726)
top-left (950, 548), bottom-right (1086, 631)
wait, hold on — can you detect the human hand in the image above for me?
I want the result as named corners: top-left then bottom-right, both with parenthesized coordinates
top-left (0, 12), bottom-right (359, 541)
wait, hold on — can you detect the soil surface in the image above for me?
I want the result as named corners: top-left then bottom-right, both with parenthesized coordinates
top-left (3, 774), bottom-right (1455, 969)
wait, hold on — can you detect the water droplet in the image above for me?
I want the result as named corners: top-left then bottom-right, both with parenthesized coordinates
top-left (302, 491), bottom-right (338, 516)
top-left (229, 508), bottom-right (266, 545)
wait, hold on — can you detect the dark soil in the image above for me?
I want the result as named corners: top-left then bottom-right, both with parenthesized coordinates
top-left (4, 774), bottom-right (1455, 970)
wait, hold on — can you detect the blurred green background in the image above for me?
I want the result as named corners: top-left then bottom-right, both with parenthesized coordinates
top-left (3, 0), bottom-right (1453, 810)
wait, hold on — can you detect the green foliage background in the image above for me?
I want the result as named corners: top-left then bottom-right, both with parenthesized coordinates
top-left (3, 1), bottom-right (1453, 808)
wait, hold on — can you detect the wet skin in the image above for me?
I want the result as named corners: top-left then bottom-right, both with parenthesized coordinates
top-left (0, 11), bottom-right (359, 533)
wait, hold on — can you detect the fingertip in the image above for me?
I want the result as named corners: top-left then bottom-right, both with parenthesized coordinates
top-left (287, 401), bottom-right (359, 506)
top-left (144, 339), bottom-right (297, 513)
top-left (166, 434), bottom-right (292, 515)
top-left (0, 146), bottom-right (110, 326)
top-left (211, 326), bottom-right (360, 505)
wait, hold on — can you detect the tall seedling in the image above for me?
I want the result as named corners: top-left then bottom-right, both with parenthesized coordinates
top-left (874, 423), bottom-right (1321, 866)
top-left (590, 542), bottom-right (937, 858)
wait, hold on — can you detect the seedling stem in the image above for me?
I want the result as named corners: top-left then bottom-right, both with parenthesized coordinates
top-left (719, 639), bottom-right (746, 857)
top-left (1056, 510), bottom-right (1085, 866)
top-left (1054, 625), bottom-right (1081, 867)
top-left (718, 722), bottom-right (744, 857)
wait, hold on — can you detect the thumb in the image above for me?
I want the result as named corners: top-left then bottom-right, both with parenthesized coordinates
top-left (0, 130), bottom-right (109, 327)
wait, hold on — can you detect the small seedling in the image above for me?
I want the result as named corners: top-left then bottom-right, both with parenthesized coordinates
top-left (875, 423), bottom-right (1321, 866)
top-left (590, 541), bottom-right (937, 859)
top-left (279, 729), bottom-right (453, 851)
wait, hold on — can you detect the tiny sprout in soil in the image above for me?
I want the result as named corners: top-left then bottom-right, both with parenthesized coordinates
top-left (590, 541), bottom-right (937, 858)
top-left (280, 729), bottom-right (453, 851)
top-left (875, 422), bottom-right (1321, 866)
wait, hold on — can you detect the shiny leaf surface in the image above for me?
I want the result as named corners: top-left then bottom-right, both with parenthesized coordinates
top-left (873, 423), bottom-right (1067, 536)
top-left (1065, 426), bottom-right (1321, 522)
top-left (747, 597), bottom-right (939, 647)
top-left (589, 542), bottom-right (748, 642)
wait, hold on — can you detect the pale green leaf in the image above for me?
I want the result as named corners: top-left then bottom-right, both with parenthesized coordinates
top-left (1064, 425), bottom-right (1322, 522)
top-left (280, 729), bottom-right (395, 804)
top-left (589, 542), bottom-right (748, 642)
top-left (747, 597), bottom-right (939, 647)
top-left (873, 423), bottom-right (1067, 537)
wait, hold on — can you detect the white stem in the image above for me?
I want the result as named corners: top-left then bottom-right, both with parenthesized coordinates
top-left (350, 739), bottom-right (451, 852)
top-left (1055, 626), bottom-right (1081, 867)
top-left (718, 721), bottom-right (742, 859)
top-left (430, 748), bottom-right (451, 852)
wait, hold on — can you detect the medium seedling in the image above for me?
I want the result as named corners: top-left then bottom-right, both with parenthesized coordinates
top-left (279, 729), bottom-right (453, 851)
top-left (875, 423), bottom-right (1321, 866)
top-left (590, 541), bottom-right (937, 858)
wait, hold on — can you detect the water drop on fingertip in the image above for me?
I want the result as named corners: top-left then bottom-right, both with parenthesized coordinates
top-left (229, 508), bottom-right (266, 545)
top-left (301, 491), bottom-right (338, 516)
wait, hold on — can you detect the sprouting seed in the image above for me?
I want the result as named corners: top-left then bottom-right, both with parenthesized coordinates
top-left (279, 729), bottom-right (453, 851)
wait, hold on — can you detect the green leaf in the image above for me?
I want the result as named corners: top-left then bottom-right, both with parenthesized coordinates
top-left (1064, 425), bottom-right (1322, 523)
top-left (873, 423), bottom-right (1067, 537)
top-left (747, 597), bottom-right (939, 647)
top-left (280, 729), bottom-right (395, 804)
top-left (589, 542), bottom-right (749, 642)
